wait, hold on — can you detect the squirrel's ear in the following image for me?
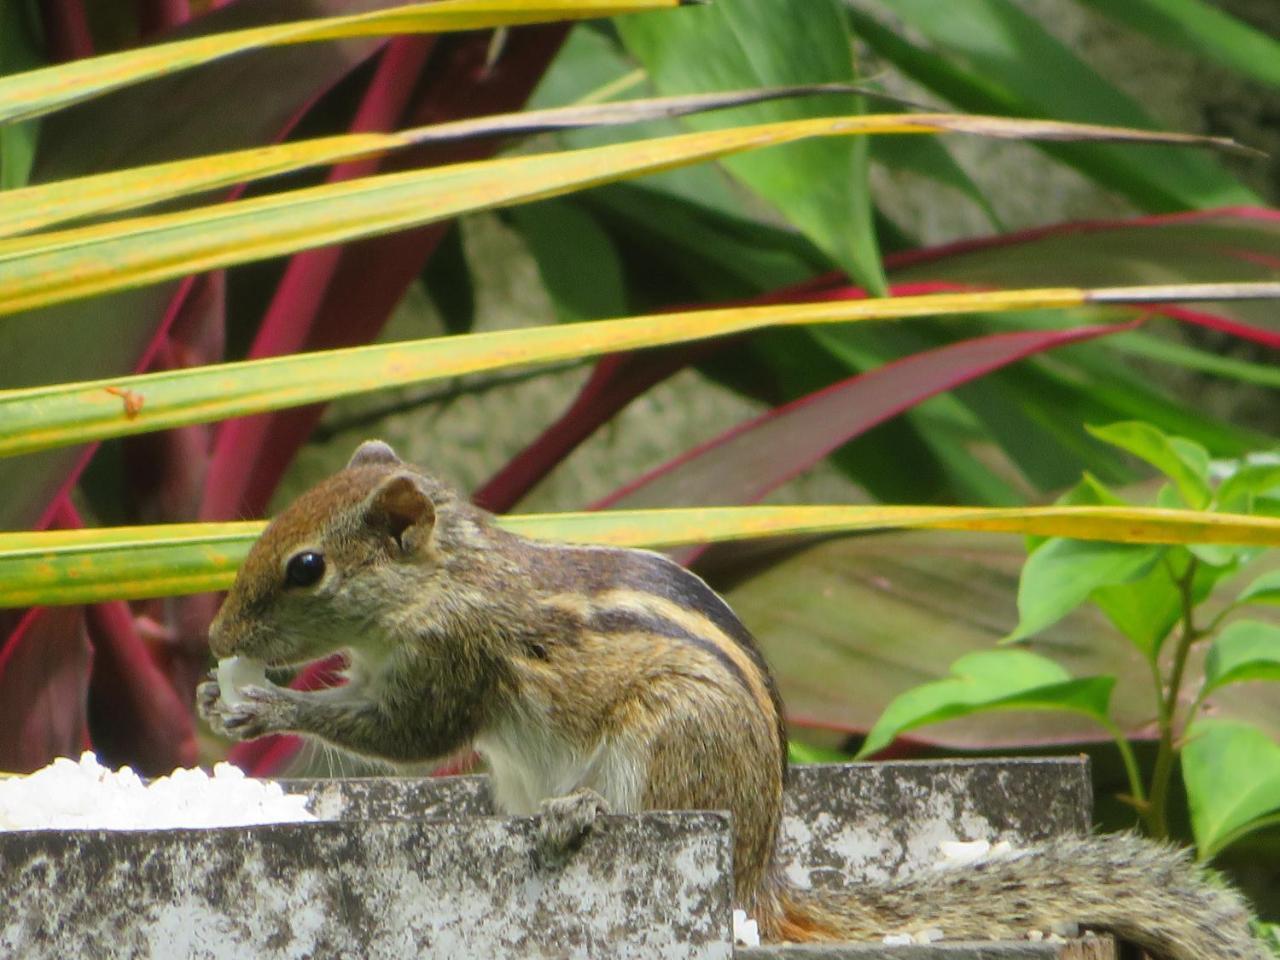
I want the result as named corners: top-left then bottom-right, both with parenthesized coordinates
top-left (347, 439), bottom-right (402, 470)
top-left (364, 473), bottom-right (435, 551)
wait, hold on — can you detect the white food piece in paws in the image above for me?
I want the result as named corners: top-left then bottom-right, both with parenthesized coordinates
top-left (216, 656), bottom-right (269, 706)
top-left (913, 928), bottom-right (944, 944)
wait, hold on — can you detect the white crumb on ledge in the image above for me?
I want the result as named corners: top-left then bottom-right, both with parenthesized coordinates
top-left (733, 909), bottom-right (760, 947)
top-left (913, 927), bottom-right (944, 944)
top-left (0, 752), bottom-right (315, 831)
top-left (882, 933), bottom-right (915, 945)
top-left (216, 656), bottom-right (270, 706)
top-left (938, 837), bottom-right (1018, 867)
top-left (938, 838), bottom-right (991, 865)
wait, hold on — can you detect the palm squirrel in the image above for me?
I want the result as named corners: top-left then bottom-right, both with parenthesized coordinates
top-left (198, 440), bottom-right (1266, 959)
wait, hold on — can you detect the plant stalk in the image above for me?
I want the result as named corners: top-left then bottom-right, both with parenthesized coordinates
top-left (1146, 557), bottom-right (1200, 839)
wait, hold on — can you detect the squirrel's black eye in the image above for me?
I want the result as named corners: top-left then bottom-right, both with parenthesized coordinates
top-left (284, 551), bottom-right (326, 588)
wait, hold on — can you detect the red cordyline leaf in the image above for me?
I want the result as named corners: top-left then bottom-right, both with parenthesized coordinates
top-left (38, 0), bottom-right (93, 62)
top-left (884, 205), bottom-right (1280, 267)
top-left (473, 281), bottom-right (982, 512)
top-left (0, 499), bottom-right (196, 774)
top-left (199, 34), bottom-right (435, 524)
top-left (473, 346), bottom-right (720, 513)
top-left (883, 206), bottom-right (1280, 348)
top-left (85, 596), bottom-right (198, 774)
top-left (594, 321), bottom-right (1140, 562)
top-left (0, 604), bottom-right (91, 774)
top-left (137, 0), bottom-right (190, 36)
top-left (1144, 305), bottom-right (1280, 349)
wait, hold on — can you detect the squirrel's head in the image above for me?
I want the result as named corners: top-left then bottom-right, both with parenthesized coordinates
top-left (208, 440), bottom-right (466, 664)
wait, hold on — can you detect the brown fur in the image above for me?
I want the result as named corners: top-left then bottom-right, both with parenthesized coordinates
top-left (200, 441), bottom-right (1266, 960)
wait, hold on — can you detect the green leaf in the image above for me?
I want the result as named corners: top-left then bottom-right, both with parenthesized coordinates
top-left (870, 135), bottom-right (1002, 230)
top-left (787, 741), bottom-right (847, 764)
top-left (1239, 570), bottom-right (1280, 608)
top-left (1203, 620), bottom-right (1280, 695)
top-left (1007, 538), bottom-right (1161, 642)
top-left (617, 0), bottom-right (886, 292)
top-left (508, 200), bottom-right (628, 321)
top-left (1219, 462), bottom-right (1280, 513)
top-left (1091, 560), bottom-right (1182, 660)
top-left (1074, 0), bottom-right (1280, 89)
top-left (1087, 421), bottom-right (1212, 509)
top-left (855, 649), bottom-right (1115, 759)
top-left (1107, 334), bottom-right (1280, 392)
top-left (0, 0), bottom-right (40, 191)
top-left (719, 531), bottom-right (1280, 753)
top-left (1183, 718), bottom-right (1280, 858)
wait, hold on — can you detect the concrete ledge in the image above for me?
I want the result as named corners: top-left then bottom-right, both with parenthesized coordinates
top-left (780, 759), bottom-right (1091, 886)
top-left (286, 757), bottom-right (1092, 885)
top-left (295, 771), bottom-right (492, 821)
top-left (0, 759), bottom-right (1097, 958)
top-left (0, 812), bottom-right (732, 960)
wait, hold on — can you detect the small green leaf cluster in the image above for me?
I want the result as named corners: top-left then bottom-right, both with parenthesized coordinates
top-left (859, 421), bottom-right (1280, 861)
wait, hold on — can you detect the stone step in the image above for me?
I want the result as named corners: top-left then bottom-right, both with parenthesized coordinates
top-left (0, 758), bottom-right (1109, 959)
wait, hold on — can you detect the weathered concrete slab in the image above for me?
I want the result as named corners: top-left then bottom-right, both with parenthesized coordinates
top-left (290, 772), bottom-right (492, 821)
top-left (779, 759), bottom-right (1091, 887)
top-left (1, 759), bottom-right (1096, 958)
top-left (283, 758), bottom-right (1091, 887)
top-left (740, 939), bottom-right (1114, 960)
top-left (0, 812), bottom-right (732, 960)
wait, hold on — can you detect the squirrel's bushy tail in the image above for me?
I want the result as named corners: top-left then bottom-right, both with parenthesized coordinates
top-left (773, 833), bottom-right (1266, 960)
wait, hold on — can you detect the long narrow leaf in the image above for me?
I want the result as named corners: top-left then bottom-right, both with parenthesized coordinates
top-left (0, 85), bottom-right (869, 238)
top-left (10, 284), bottom-right (1280, 459)
top-left (0, 0), bottom-right (684, 126)
top-left (3, 504), bottom-right (1278, 608)
top-left (0, 115), bottom-right (1246, 318)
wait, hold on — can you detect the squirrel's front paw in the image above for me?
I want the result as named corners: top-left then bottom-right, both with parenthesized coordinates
top-left (199, 682), bottom-right (297, 741)
top-left (195, 677), bottom-right (223, 726)
top-left (537, 788), bottom-right (610, 864)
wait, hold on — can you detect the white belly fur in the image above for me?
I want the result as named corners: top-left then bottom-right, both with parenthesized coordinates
top-left (475, 704), bottom-right (644, 815)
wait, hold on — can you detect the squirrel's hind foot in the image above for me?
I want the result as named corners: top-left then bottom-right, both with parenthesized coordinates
top-left (535, 788), bottom-right (610, 865)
